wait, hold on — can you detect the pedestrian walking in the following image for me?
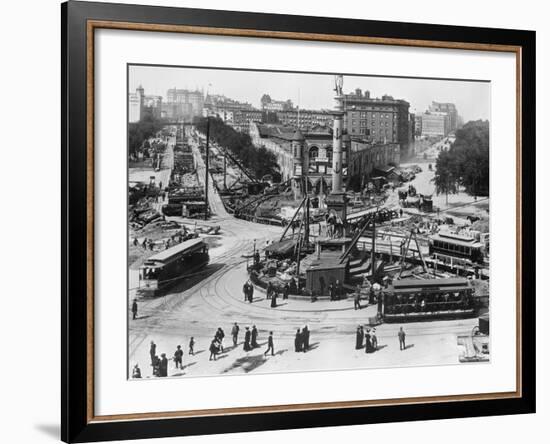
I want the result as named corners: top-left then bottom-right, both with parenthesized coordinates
top-left (355, 325), bottom-right (363, 350)
top-left (264, 332), bottom-right (275, 356)
top-left (149, 341), bottom-right (156, 365)
top-left (398, 326), bottom-right (406, 350)
top-left (266, 282), bottom-right (273, 300)
top-left (209, 338), bottom-right (219, 361)
top-left (248, 281), bottom-right (254, 303)
top-left (371, 328), bottom-right (378, 350)
top-left (231, 322), bottom-right (239, 347)
top-left (216, 327), bottom-right (225, 352)
top-left (302, 325), bottom-right (310, 353)
top-left (365, 329), bottom-right (374, 354)
top-left (188, 337), bottom-right (195, 355)
top-left (173, 345), bottom-right (183, 369)
top-left (329, 283), bottom-right (335, 301)
top-left (283, 283), bottom-right (290, 300)
top-left (244, 327), bottom-right (251, 351)
top-left (354, 286), bottom-right (362, 310)
top-left (294, 328), bottom-right (302, 352)
top-left (132, 298), bottom-right (138, 320)
top-left (159, 353), bottom-right (168, 377)
top-left (270, 289), bottom-right (278, 308)
top-left (243, 281), bottom-right (249, 302)
top-left (151, 355), bottom-right (160, 376)
top-left (251, 325), bottom-right (259, 348)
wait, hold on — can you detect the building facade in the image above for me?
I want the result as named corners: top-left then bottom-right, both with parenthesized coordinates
top-left (250, 122), bottom-right (349, 194)
top-left (128, 85), bottom-right (162, 122)
top-left (429, 101), bottom-right (459, 132)
top-left (420, 111), bottom-right (451, 137)
top-left (337, 88), bottom-right (412, 156)
top-left (275, 109), bottom-right (333, 129)
top-left (165, 88), bottom-right (204, 119)
top-left (348, 139), bottom-right (401, 186)
top-left (260, 95), bottom-right (294, 112)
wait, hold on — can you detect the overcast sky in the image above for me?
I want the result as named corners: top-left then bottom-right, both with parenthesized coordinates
top-left (129, 65), bottom-right (490, 122)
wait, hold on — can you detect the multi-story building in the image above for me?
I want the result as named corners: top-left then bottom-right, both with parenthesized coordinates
top-left (128, 85), bottom-right (162, 122)
top-left (163, 88), bottom-right (204, 120)
top-left (275, 109), bottom-right (333, 129)
top-left (337, 88), bottom-right (412, 156)
top-left (429, 101), bottom-right (459, 132)
top-left (348, 138), bottom-right (401, 186)
top-left (420, 111), bottom-right (451, 137)
top-left (260, 94), bottom-right (294, 112)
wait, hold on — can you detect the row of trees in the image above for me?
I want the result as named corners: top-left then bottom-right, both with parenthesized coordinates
top-left (194, 117), bottom-right (280, 181)
top-left (433, 120), bottom-right (490, 199)
top-left (128, 111), bottom-right (164, 157)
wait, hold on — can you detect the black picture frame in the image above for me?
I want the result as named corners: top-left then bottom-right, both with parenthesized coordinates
top-left (62, 1), bottom-right (536, 442)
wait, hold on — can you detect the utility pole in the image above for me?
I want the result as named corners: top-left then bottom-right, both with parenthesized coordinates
top-left (223, 154), bottom-right (227, 190)
top-left (370, 216), bottom-right (376, 283)
top-left (204, 117), bottom-right (210, 220)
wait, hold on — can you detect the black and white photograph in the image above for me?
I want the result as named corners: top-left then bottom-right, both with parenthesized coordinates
top-left (127, 65), bottom-right (491, 379)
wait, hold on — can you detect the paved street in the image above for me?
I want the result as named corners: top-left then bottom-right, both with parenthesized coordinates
top-left (128, 150), bottom-right (478, 378)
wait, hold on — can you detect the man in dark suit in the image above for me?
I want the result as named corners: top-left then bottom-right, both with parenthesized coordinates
top-left (264, 332), bottom-right (274, 356)
top-left (398, 326), bottom-right (406, 350)
top-left (244, 327), bottom-right (251, 351)
top-left (132, 299), bottom-right (138, 320)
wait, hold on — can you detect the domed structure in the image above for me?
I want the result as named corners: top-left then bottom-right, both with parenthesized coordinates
top-left (291, 128), bottom-right (305, 141)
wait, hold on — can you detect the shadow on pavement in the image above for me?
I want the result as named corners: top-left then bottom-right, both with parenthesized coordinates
top-left (222, 353), bottom-right (268, 374)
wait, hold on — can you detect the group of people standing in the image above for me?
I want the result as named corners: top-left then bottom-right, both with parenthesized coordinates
top-left (234, 323), bottom-right (276, 356)
top-left (132, 339), bottom-right (196, 378)
top-left (243, 279), bottom-right (290, 308)
top-left (355, 326), bottom-right (378, 353)
top-left (209, 327), bottom-right (226, 361)
top-left (294, 326), bottom-right (310, 353)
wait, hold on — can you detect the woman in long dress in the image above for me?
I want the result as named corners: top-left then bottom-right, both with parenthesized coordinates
top-left (365, 329), bottom-right (375, 353)
top-left (355, 326), bottom-right (363, 350)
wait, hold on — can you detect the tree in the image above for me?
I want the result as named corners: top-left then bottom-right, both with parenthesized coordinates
top-left (194, 117), bottom-right (280, 181)
top-left (128, 112), bottom-right (163, 157)
top-left (433, 149), bottom-right (459, 204)
top-left (432, 120), bottom-right (489, 202)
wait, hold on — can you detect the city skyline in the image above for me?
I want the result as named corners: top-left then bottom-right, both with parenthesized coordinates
top-left (129, 65), bottom-right (491, 122)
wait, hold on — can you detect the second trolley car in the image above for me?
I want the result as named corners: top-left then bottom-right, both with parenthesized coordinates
top-left (138, 238), bottom-right (209, 297)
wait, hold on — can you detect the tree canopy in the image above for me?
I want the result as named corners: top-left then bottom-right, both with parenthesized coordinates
top-left (433, 120), bottom-right (489, 197)
top-left (128, 111), bottom-right (164, 156)
top-left (194, 117), bottom-right (280, 181)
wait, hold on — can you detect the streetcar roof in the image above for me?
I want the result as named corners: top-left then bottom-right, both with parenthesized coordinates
top-left (430, 233), bottom-right (483, 247)
top-left (389, 277), bottom-right (471, 293)
top-left (143, 238), bottom-right (205, 264)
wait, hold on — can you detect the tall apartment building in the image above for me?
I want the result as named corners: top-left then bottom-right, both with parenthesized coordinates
top-left (337, 88), bottom-right (412, 156)
top-left (420, 111), bottom-right (450, 137)
top-left (260, 94), bottom-right (294, 112)
top-left (429, 101), bottom-right (459, 132)
top-left (163, 88), bottom-right (204, 120)
top-left (275, 109), bottom-right (333, 129)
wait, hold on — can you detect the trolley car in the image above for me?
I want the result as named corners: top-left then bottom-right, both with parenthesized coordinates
top-left (383, 277), bottom-right (476, 322)
top-left (429, 231), bottom-right (484, 264)
top-left (138, 238), bottom-right (209, 297)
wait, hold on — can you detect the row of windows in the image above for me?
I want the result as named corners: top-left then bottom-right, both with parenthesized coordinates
top-left (351, 120), bottom-right (396, 127)
top-left (351, 111), bottom-right (395, 118)
top-left (433, 240), bottom-right (474, 255)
